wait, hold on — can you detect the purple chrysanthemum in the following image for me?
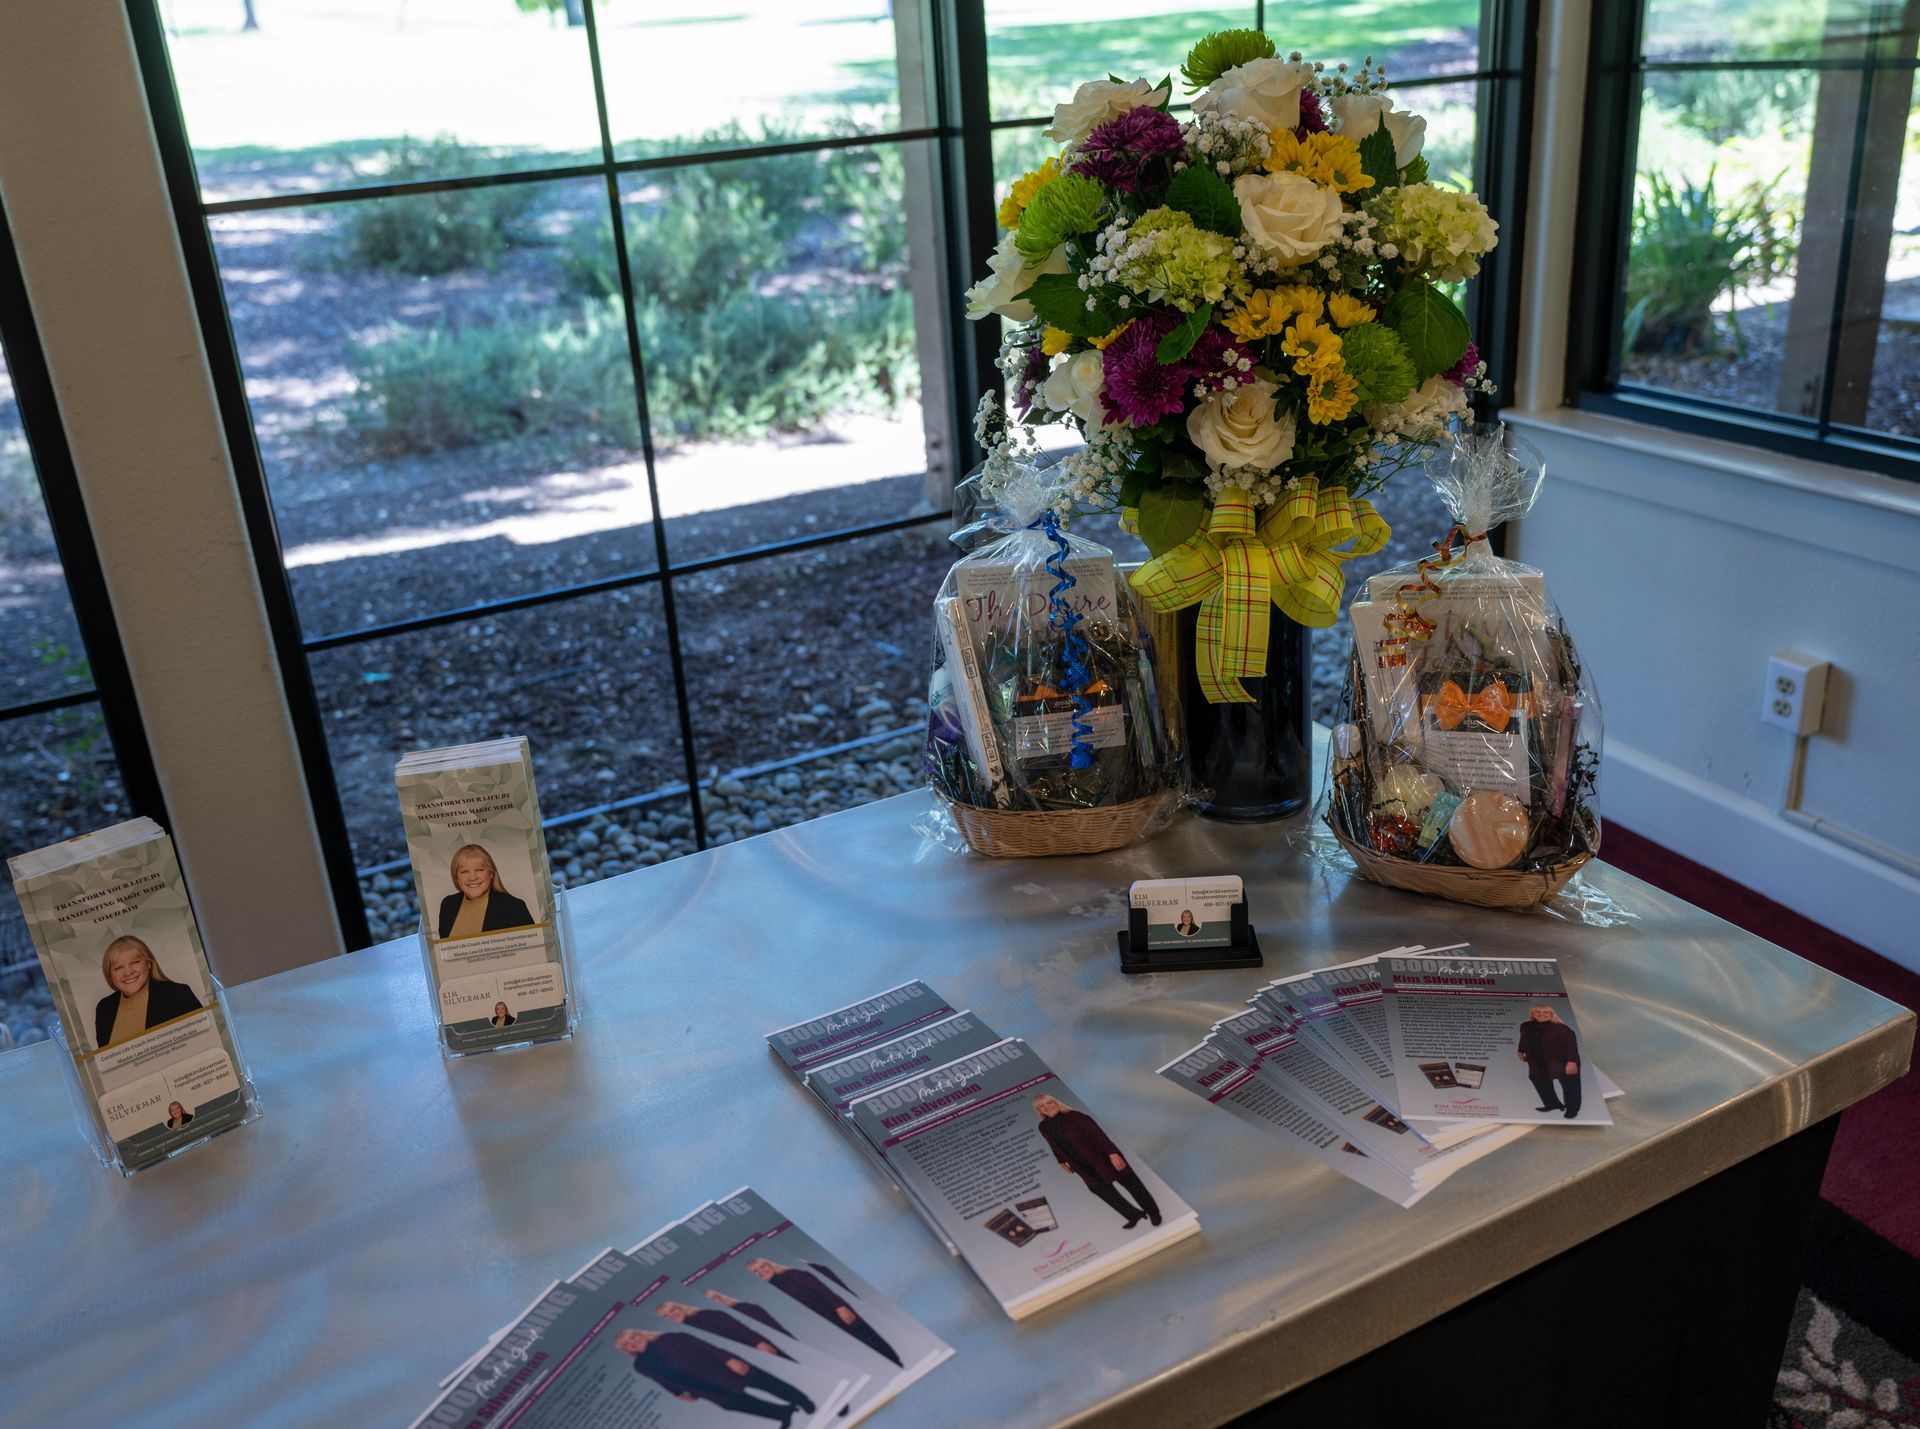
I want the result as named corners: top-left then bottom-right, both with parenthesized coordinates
top-left (1182, 324), bottom-right (1239, 395)
top-left (1071, 106), bottom-right (1185, 194)
top-left (1012, 338), bottom-right (1050, 419)
top-left (1100, 313), bottom-right (1189, 427)
top-left (1298, 90), bottom-right (1327, 134)
top-left (1444, 341), bottom-right (1481, 387)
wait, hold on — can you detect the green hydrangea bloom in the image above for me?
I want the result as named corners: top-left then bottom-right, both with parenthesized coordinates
top-left (1338, 322), bottom-right (1417, 405)
top-left (1015, 173), bottom-right (1107, 262)
top-left (1113, 207), bottom-right (1239, 311)
top-left (1368, 182), bottom-right (1500, 282)
top-left (1182, 28), bottom-right (1276, 92)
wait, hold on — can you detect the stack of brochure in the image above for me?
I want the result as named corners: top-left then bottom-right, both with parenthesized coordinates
top-left (414, 1187), bottom-right (951, 1428)
top-left (768, 982), bottom-right (1201, 1320)
top-left (1159, 943), bottom-right (1617, 1207)
top-left (9, 818), bottom-right (257, 1172)
top-left (395, 738), bottom-right (569, 1053)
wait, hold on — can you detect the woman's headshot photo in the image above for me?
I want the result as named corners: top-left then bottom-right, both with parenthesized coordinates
top-left (436, 843), bottom-right (536, 941)
top-left (93, 934), bottom-right (204, 1051)
top-left (1174, 910), bottom-right (1199, 938)
top-left (165, 1100), bottom-right (193, 1130)
top-left (490, 1001), bottom-right (516, 1028)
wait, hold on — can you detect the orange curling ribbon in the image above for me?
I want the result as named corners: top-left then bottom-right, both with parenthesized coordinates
top-left (1378, 526), bottom-right (1489, 667)
top-left (1429, 678), bottom-right (1513, 732)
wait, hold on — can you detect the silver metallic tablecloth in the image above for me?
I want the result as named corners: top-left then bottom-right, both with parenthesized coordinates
top-left (1, 788), bottom-right (1910, 1429)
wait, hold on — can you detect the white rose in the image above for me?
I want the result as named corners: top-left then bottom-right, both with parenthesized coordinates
top-left (964, 233), bottom-right (1069, 322)
top-left (1044, 77), bottom-right (1171, 147)
top-left (1328, 93), bottom-right (1427, 168)
top-left (1186, 376), bottom-right (1297, 472)
top-left (1193, 57), bottom-right (1317, 133)
top-left (1366, 373), bottom-right (1467, 439)
top-left (1232, 171), bottom-right (1345, 266)
top-left (1042, 349), bottom-right (1106, 423)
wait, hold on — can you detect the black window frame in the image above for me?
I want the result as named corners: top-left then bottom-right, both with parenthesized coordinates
top-left (126, 0), bottom-right (1533, 949)
top-left (1568, 1), bottom-right (1920, 481)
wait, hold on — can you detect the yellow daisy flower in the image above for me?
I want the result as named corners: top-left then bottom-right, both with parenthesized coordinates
top-left (997, 155), bottom-right (1063, 230)
top-left (1271, 285), bottom-right (1326, 325)
top-left (1223, 290), bottom-right (1290, 341)
top-left (1282, 315), bottom-right (1343, 375)
top-left (1265, 131), bottom-right (1373, 194)
top-left (1306, 366), bottom-right (1359, 424)
top-left (1327, 294), bottom-right (1378, 328)
top-left (1040, 326), bottom-right (1074, 356)
top-left (1089, 319), bottom-right (1134, 350)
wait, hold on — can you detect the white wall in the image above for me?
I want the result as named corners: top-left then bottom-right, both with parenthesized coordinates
top-left (1507, 411), bottom-right (1920, 967)
top-left (0, 4), bottom-right (343, 980)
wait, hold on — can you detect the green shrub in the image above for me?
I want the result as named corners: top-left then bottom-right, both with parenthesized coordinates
top-left (1625, 169), bottom-right (1797, 355)
top-left (347, 287), bottom-right (917, 454)
top-left (340, 135), bottom-right (538, 275)
top-left (564, 169), bottom-right (786, 312)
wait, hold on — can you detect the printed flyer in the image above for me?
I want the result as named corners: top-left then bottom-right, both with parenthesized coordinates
top-left (765, 980), bottom-right (956, 1077)
top-left (1381, 953), bottom-right (1612, 1126)
top-left (9, 819), bottom-right (254, 1171)
top-left (846, 1037), bottom-right (1198, 1318)
top-left (396, 738), bottom-right (567, 1053)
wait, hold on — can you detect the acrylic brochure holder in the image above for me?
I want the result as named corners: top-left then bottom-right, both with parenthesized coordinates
top-left (1116, 898), bottom-right (1264, 975)
top-left (51, 978), bottom-right (264, 1178)
top-left (417, 887), bottom-right (582, 1059)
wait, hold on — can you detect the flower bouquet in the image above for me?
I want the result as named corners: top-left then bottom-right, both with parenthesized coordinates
top-left (966, 29), bottom-right (1499, 813)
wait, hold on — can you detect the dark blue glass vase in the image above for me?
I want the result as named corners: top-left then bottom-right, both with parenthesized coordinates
top-left (1180, 608), bottom-right (1313, 821)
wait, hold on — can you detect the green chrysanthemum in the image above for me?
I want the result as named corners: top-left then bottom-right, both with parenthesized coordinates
top-left (1015, 172), bottom-right (1107, 262)
top-left (1181, 28), bottom-right (1277, 92)
top-left (1339, 321), bottom-right (1418, 405)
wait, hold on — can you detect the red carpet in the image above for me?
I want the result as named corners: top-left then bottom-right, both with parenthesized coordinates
top-left (1603, 826), bottom-right (1920, 1259)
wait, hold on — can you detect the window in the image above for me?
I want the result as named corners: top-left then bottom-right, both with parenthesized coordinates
top-left (1572, 1), bottom-right (1920, 474)
top-left (0, 203), bottom-right (165, 1046)
top-left (133, 1), bottom-right (1529, 947)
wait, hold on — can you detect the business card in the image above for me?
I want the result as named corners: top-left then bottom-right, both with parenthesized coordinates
top-left (1129, 875), bottom-right (1242, 950)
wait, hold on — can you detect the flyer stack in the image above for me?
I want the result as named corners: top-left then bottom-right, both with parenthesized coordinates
top-left (1161, 944), bottom-right (1615, 1206)
top-left (768, 981), bottom-right (1199, 1319)
top-left (9, 818), bottom-right (259, 1173)
top-left (414, 1186), bottom-right (951, 1428)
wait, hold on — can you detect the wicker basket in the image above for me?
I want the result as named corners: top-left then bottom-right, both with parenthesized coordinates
top-left (1328, 817), bottom-right (1593, 910)
top-left (941, 790), bottom-right (1176, 858)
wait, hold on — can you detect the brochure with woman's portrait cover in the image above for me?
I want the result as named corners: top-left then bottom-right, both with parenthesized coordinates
top-left (846, 1037), bottom-right (1199, 1319)
top-left (8, 818), bottom-right (255, 1171)
top-left (395, 738), bottom-right (566, 1054)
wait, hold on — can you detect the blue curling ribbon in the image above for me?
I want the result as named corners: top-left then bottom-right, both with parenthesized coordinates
top-left (1033, 511), bottom-right (1096, 769)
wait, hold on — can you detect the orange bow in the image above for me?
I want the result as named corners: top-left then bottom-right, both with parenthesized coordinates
top-left (1430, 679), bottom-right (1513, 733)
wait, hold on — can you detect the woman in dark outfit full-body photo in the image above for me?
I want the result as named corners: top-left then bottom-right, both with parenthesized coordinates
top-left (1034, 1092), bottom-right (1162, 1229)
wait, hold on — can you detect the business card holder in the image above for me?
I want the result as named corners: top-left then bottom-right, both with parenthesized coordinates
top-left (418, 888), bottom-right (583, 1060)
top-left (50, 979), bottom-right (264, 1178)
top-left (1116, 899), bottom-right (1264, 974)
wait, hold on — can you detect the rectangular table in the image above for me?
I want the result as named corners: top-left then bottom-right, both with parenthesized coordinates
top-left (1, 789), bottom-right (1910, 1427)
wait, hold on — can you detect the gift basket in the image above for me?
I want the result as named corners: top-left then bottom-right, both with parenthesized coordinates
top-left (924, 464), bottom-right (1181, 857)
top-left (1322, 421), bottom-right (1602, 908)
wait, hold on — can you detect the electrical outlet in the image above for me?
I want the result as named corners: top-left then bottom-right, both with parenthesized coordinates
top-left (1762, 650), bottom-right (1830, 736)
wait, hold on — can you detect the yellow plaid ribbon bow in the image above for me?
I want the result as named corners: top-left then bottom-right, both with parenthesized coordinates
top-left (1125, 478), bottom-right (1389, 704)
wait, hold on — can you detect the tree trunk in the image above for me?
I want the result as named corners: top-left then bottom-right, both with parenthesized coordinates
top-left (565, 0), bottom-right (585, 26)
top-left (242, 0), bottom-right (259, 30)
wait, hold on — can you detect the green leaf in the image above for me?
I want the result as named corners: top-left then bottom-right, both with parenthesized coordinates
top-left (1117, 465), bottom-right (1150, 507)
top-left (1399, 154), bottom-right (1429, 187)
top-left (1164, 164), bottom-right (1241, 238)
top-left (1018, 272), bottom-right (1121, 337)
top-left (1155, 304), bottom-right (1213, 364)
top-left (1358, 117), bottom-right (1399, 193)
top-left (1136, 482), bottom-right (1208, 556)
top-left (1160, 448), bottom-right (1205, 482)
top-left (1382, 280), bottom-right (1471, 380)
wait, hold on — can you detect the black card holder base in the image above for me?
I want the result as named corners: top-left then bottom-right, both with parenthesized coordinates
top-left (1116, 900), bottom-right (1264, 975)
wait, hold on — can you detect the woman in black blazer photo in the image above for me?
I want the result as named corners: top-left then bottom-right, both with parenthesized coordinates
top-left (93, 935), bottom-right (203, 1050)
top-left (490, 1001), bottom-right (516, 1028)
top-left (437, 844), bottom-right (535, 940)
